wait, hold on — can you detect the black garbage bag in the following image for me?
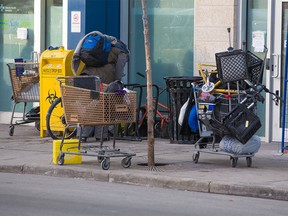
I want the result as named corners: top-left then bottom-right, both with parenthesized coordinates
top-left (25, 106), bottom-right (40, 119)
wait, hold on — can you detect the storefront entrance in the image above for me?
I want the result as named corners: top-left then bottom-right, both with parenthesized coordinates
top-left (270, 0), bottom-right (288, 142)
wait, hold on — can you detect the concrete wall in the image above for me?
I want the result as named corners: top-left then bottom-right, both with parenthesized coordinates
top-left (194, 0), bottom-right (239, 73)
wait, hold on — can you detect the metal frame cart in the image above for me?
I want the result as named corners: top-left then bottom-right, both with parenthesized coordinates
top-left (56, 76), bottom-right (137, 170)
top-left (7, 62), bottom-right (40, 136)
top-left (192, 43), bottom-right (268, 167)
top-left (192, 84), bottom-right (257, 168)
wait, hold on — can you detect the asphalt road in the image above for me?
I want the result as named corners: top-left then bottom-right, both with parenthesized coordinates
top-left (0, 173), bottom-right (287, 216)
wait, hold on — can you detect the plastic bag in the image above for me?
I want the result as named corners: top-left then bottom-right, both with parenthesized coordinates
top-left (178, 98), bottom-right (189, 126)
top-left (188, 105), bottom-right (199, 133)
top-left (219, 135), bottom-right (261, 155)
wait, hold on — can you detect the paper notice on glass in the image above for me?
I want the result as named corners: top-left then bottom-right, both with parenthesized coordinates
top-left (71, 11), bottom-right (81, 33)
top-left (17, 28), bottom-right (28, 40)
top-left (252, 31), bottom-right (265, 52)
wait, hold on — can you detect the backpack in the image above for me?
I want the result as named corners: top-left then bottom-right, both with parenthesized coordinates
top-left (112, 40), bottom-right (129, 54)
top-left (80, 34), bottom-right (111, 67)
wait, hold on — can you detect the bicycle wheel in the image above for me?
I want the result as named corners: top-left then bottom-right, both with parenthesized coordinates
top-left (46, 97), bottom-right (77, 140)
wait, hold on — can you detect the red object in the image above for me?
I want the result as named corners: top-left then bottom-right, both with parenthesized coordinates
top-left (224, 94), bottom-right (232, 98)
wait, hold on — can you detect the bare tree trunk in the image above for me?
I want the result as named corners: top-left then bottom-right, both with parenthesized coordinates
top-left (141, 0), bottom-right (155, 167)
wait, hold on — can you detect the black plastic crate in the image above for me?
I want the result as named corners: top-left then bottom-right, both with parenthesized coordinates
top-left (73, 76), bottom-right (101, 91)
top-left (247, 51), bottom-right (264, 84)
top-left (223, 104), bottom-right (261, 144)
top-left (215, 50), bottom-right (249, 83)
top-left (213, 94), bottom-right (253, 122)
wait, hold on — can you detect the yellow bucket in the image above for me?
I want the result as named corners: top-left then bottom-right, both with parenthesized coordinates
top-left (53, 139), bottom-right (82, 164)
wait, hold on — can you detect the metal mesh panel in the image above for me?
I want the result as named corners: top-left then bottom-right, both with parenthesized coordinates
top-left (61, 84), bottom-right (136, 126)
top-left (8, 63), bottom-right (40, 102)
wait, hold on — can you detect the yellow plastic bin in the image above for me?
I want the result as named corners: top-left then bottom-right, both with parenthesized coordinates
top-left (53, 139), bottom-right (82, 165)
top-left (39, 46), bottom-right (74, 137)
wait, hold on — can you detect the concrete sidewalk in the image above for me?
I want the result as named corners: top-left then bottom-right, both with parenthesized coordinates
top-left (1, 124), bottom-right (288, 201)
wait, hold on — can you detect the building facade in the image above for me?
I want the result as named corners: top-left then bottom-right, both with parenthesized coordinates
top-left (0, 0), bottom-right (285, 143)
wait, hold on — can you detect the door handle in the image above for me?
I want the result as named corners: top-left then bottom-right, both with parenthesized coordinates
top-left (272, 53), bottom-right (280, 78)
top-left (274, 90), bottom-right (280, 106)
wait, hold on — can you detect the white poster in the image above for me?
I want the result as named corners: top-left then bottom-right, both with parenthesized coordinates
top-left (71, 11), bottom-right (81, 33)
top-left (252, 31), bottom-right (265, 52)
top-left (17, 28), bottom-right (28, 40)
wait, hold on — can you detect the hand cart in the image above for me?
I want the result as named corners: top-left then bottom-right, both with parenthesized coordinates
top-left (56, 76), bottom-right (137, 170)
top-left (7, 62), bottom-right (40, 136)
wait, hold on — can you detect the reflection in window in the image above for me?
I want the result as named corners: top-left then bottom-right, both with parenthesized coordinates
top-left (45, 0), bottom-right (63, 48)
top-left (0, 0), bottom-right (34, 111)
top-left (246, 0), bottom-right (268, 136)
top-left (129, 0), bottom-right (194, 88)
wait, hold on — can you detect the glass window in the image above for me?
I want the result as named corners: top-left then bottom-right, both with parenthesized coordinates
top-left (246, 0), bottom-right (267, 51)
top-left (129, 0), bottom-right (194, 89)
top-left (0, 0), bottom-right (34, 112)
top-left (45, 0), bottom-right (62, 48)
top-left (246, 0), bottom-right (268, 136)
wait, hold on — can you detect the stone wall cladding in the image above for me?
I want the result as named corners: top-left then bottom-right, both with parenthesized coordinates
top-left (194, 0), bottom-right (238, 72)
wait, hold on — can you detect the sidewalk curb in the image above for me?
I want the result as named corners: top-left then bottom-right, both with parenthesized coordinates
top-left (210, 182), bottom-right (288, 201)
top-left (1, 164), bottom-right (287, 201)
top-left (109, 172), bottom-right (210, 193)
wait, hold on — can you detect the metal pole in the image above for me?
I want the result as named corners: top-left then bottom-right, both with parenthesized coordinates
top-left (281, 24), bottom-right (288, 153)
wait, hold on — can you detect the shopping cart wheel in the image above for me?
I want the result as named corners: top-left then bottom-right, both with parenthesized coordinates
top-left (246, 157), bottom-right (252, 167)
top-left (57, 153), bottom-right (65, 165)
top-left (97, 151), bottom-right (105, 163)
top-left (193, 152), bottom-right (200, 163)
top-left (230, 157), bottom-right (238, 168)
top-left (101, 158), bottom-right (110, 170)
top-left (97, 156), bottom-right (104, 163)
top-left (121, 156), bottom-right (132, 168)
top-left (9, 125), bottom-right (14, 136)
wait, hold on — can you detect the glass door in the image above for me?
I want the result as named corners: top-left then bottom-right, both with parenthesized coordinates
top-left (271, 0), bottom-right (288, 141)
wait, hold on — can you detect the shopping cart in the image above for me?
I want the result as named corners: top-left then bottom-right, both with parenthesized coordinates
top-left (192, 84), bottom-right (257, 168)
top-left (192, 44), bottom-right (267, 167)
top-left (56, 76), bottom-right (137, 170)
top-left (192, 80), bottom-right (279, 168)
top-left (7, 62), bottom-right (40, 136)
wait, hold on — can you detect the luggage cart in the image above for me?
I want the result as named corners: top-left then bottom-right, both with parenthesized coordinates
top-left (56, 76), bottom-right (137, 170)
top-left (7, 62), bottom-right (40, 136)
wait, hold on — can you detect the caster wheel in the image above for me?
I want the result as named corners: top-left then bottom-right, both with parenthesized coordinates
top-left (193, 152), bottom-right (200, 163)
top-left (57, 153), bottom-right (65, 165)
top-left (9, 126), bottom-right (14, 136)
top-left (230, 157), bottom-right (238, 168)
top-left (121, 157), bottom-right (132, 168)
top-left (97, 151), bottom-right (105, 163)
top-left (246, 157), bottom-right (252, 167)
top-left (97, 156), bottom-right (104, 163)
top-left (101, 158), bottom-right (110, 170)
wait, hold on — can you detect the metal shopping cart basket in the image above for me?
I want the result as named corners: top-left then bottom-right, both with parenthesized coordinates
top-left (56, 76), bottom-right (137, 170)
top-left (7, 62), bottom-right (40, 136)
